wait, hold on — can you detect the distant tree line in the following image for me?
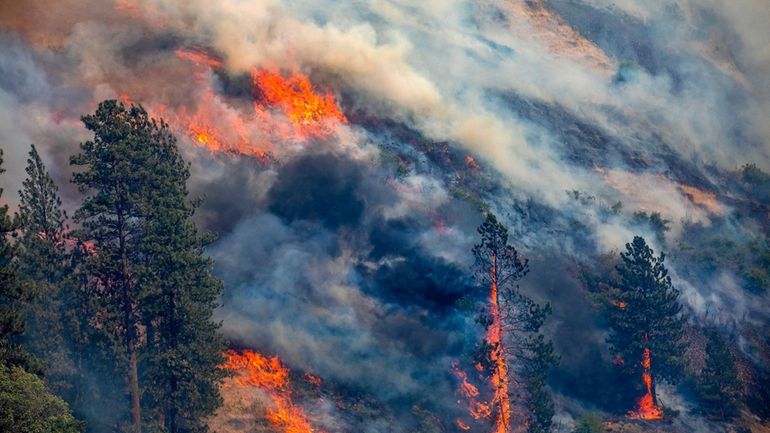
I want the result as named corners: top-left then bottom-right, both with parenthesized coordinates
top-left (0, 100), bottom-right (225, 433)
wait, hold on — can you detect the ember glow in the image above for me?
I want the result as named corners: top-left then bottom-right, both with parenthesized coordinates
top-left (627, 348), bottom-right (664, 420)
top-left (222, 350), bottom-right (322, 433)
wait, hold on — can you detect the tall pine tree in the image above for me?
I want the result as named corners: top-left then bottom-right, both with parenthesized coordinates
top-left (138, 117), bottom-right (225, 433)
top-left (71, 101), bottom-right (166, 433)
top-left (71, 100), bottom-right (224, 433)
top-left (16, 144), bottom-right (75, 394)
top-left (473, 213), bottom-right (555, 433)
top-left (606, 236), bottom-right (686, 409)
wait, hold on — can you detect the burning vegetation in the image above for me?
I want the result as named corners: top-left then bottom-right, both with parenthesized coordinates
top-left (2, 2), bottom-right (770, 433)
top-left (214, 350), bottom-right (323, 433)
top-left (137, 48), bottom-right (349, 161)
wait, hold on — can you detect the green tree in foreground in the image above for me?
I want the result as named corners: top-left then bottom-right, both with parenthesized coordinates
top-left (138, 110), bottom-right (225, 433)
top-left (72, 100), bottom-right (156, 433)
top-left (72, 100), bottom-right (224, 433)
top-left (606, 236), bottom-right (686, 408)
top-left (0, 364), bottom-right (83, 433)
top-left (523, 335), bottom-right (556, 433)
top-left (697, 330), bottom-right (741, 420)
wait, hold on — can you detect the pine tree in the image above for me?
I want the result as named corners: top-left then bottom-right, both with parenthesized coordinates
top-left (71, 100), bottom-right (167, 433)
top-left (473, 213), bottom-right (555, 433)
top-left (0, 150), bottom-right (35, 371)
top-left (606, 236), bottom-right (686, 408)
top-left (697, 330), bottom-right (741, 420)
top-left (16, 145), bottom-right (75, 394)
top-left (138, 119), bottom-right (225, 433)
top-left (71, 100), bottom-right (225, 433)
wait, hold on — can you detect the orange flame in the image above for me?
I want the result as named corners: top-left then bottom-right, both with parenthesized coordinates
top-left (609, 299), bottom-right (626, 309)
top-left (487, 255), bottom-right (512, 433)
top-left (251, 68), bottom-right (347, 141)
top-left (148, 50), bottom-right (348, 159)
top-left (452, 253), bottom-right (512, 433)
top-left (457, 419), bottom-right (472, 430)
top-left (452, 361), bottom-right (492, 420)
top-left (627, 348), bottom-right (663, 420)
top-left (222, 350), bottom-right (322, 433)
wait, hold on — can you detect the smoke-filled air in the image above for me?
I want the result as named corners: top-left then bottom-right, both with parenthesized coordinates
top-left (0, 1), bottom-right (769, 433)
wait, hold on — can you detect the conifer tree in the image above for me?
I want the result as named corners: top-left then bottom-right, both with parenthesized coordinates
top-left (71, 100), bottom-right (166, 433)
top-left (0, 150), bottom-right (34, 371)
top-left (606, 236), bottom-right (686, 408)
top-left (71, 100), bottom-right (224, 433)
top-left (16, 145), bottom-right (75, 393)
top-left (473, 213), bottom-right (555, 433)
top-left (138, 117), bottom-right (225, 433)
top-left (697, 330), bottom-right (741, 420)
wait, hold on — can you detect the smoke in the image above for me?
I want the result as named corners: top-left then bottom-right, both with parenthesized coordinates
top-left (1, 0), bottom-right (769, 429)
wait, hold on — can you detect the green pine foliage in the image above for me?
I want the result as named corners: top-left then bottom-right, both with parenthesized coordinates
top-left (0, 150), bottom-right (36, 371)
top-left (137, 108), bottom-right (225, 433)
top-left (606, 236), bottom-right (686, 406)
top-left (15, 145), bottom-right (76, 394)
top-left (523, 336), bottom-right (557, 433)
top-left (71, 100), bottom-right (224, 433)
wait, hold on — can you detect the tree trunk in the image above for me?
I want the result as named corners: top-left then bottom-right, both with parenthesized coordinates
top-left (128, 338), bottom-right (141, 433)
top-left (118, 205), bottom-right (141, 433)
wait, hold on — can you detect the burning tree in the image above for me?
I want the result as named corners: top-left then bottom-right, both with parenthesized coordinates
top-left (469, 213), bottom-right (555, 433)
top-left (606, 236), bottom-right (685, 419)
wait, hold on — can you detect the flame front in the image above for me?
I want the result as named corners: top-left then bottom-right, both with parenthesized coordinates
top-left (222, 349), bottom-right (321, 433)
top-left (627, 348), bottom-right (663, 420)
top-left (251, 68), bottom-right (347, 141)
top-left (151, 49), bottom-right (348, 159)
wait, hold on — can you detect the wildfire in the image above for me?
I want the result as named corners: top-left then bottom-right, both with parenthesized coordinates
top-left (452, 255), bottom-right (512, 433)
top-left (457, 419), bottom-right (472, 430)
top-left (251, 68), bottom-right (347, 141)
top-left (452, 361), bottom-right (492, 420)
top-left (137, 49), bottom-right (348, 160)
top-left (627, 348), bottom-right (663, 420)
top-left (487, 256), bottom-right (512, 433)
top-left (609, 299), bottom-right (626, 309)
top-left (221, 349), bottom-right (321, 433)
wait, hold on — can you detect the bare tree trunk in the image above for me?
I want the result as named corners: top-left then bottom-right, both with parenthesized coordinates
top-left (128, 338), bottom-right (141, 433)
